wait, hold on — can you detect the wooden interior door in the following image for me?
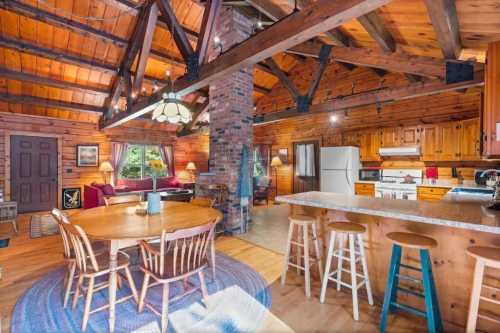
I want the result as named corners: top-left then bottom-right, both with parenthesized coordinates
top-left (10, 135), bottom-right (58, 213)
top-left (293, 140), bottom-right (320, 193)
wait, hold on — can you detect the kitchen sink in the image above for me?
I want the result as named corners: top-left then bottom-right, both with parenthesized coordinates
top-left (449, 187), bottom-right (494, 196)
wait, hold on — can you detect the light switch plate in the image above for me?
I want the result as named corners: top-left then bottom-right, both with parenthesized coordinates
top-left (497, 123), bottom-right (500, 141)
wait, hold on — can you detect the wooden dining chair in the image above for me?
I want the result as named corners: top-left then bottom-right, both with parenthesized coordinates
top-left (104, 194), bottom-right (142, 207)
top-left (190, 196), bottom-right (215, 208)
top-left (190, 197), bottom-right (217, 280)
top-left (51, 208), bottom-right (76, 308)
top-left (138, 222), bottom-right (216, 333)
top-left (63, 223), bottom-right (138, 331)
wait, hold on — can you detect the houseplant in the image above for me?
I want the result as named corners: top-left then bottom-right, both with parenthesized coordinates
top-left (147, 159), bottom-right (165, 215)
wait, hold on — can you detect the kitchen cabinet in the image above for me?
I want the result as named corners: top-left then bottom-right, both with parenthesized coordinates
top-left (400, 126), bottom-right (420, 146)
top-left (380, 127), bottom-right (400, 147)
top-left (460, 118), bottom-right (481, 160)
top-left (359, 129), bottom-right (381, 161)
top-left (417, 186), bottom-right (450, 201)
top-left (355, 183), bottom-right (375, 197)
top-left (421, 122), bottom-right (461, 161)
top-left (421, 124), bottom-right (439, 161)
top-left (483, 40), bottom-right (500, 157)
top-left (437, 122), bottom-right (461, 161)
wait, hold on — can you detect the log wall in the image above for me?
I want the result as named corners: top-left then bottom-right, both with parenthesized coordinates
top-left (0, 112), bottom-right (209, 206)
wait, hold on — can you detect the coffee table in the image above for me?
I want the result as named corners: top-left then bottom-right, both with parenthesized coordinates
top-left (159, 189), bottom-right (194, 202)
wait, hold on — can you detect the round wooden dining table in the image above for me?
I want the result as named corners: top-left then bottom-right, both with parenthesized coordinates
top-left (71, 201), bottom-right (223, 332)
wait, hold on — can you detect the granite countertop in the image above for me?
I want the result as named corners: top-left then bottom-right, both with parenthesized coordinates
top-left (276, 191), bottom-right (500, 234)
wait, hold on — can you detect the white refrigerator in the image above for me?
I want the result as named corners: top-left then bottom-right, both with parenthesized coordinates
top-left (320, 146), bottom-right (360, 195)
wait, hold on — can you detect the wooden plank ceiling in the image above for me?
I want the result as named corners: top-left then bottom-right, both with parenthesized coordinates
top-left (0, 0), bottom-right (498, 123)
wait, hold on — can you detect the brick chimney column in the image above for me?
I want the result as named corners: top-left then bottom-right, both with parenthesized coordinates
top-left (196, 7), bottom-right (254, 233)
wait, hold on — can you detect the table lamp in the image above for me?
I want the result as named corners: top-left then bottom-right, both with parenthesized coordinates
top-left (186, 162), bottom-right (197, 182)
top-left (99, 161), bottom-right (114, 184)
top-left (270, 156), bottom-right (283, 201)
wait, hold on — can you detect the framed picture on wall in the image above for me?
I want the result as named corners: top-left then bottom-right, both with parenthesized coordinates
top-left (62, 188), bottom-right (81, 209)
top-left (278, 148), bottom-right (288, 164)
top-left (77, 144), bottom-right (99, 167)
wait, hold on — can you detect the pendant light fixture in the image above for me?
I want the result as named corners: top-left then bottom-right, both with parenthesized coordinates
top-left (151, 70), bottom-right (192, 124)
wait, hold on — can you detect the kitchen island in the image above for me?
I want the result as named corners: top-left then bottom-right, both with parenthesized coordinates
top-left (277, 191), bottom-right (500, 332)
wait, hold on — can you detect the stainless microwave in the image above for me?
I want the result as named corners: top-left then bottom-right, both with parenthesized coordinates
top-left (359, 168), bottom-right (381, 181)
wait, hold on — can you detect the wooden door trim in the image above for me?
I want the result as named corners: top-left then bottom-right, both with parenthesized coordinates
top-left (4, 131), bottom-right (63, 209)
top-left (292, 138), bottom-right (321, 193)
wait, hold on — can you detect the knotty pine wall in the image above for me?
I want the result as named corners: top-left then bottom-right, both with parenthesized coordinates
top-left (254, 59), bottom-right (485, 197)
top-left (0, 112), bottom-right (209, 204)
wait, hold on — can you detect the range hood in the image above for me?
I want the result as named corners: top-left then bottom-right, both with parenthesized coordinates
top-left (379, 146), bottom-right (421, 157)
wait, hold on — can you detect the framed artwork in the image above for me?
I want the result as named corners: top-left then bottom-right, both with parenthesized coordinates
top-left (62, 188), bottom-right (81, 210)
top-left (278, 148), bottom-right (288, 164)
top-left (77, 144), bottom-right (99, 167)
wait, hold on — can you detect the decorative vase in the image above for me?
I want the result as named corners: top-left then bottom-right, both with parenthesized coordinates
top-left (147, 192), bottom-right (161, 215)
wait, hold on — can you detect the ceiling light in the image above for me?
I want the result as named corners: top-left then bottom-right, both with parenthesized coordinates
top-left (131, 92), bottom-right (137, 99)
top-left (141, 87), bottom-right (146, 93)
top-left (257, 20), bottom-right (263, 29)
top-left (213, 35), bottom-right (221, 44)
top-left (152, 93), bottom-right (192, 124)
top-left (165, 70), bottom-right (171, 77)
top-left (330, 114), bottom-right (338, 123)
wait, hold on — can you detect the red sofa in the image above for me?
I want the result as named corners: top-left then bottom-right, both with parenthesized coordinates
top-left (83, 177), bottom-right (182, 209)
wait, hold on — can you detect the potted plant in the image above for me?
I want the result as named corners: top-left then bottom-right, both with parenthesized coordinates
top-left (147, 159), bottom-right (165, 215)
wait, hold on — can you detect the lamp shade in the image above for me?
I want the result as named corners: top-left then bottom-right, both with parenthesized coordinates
top-left (186, 162), bottom-right (197, 171)
top-left (271, 156), bottom-right (283, 167)
top-left (99, 161), bottom-right (114, 172)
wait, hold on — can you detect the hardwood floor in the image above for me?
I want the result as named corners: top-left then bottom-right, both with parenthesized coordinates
top-left (0, 211), bottom-right (428, 332)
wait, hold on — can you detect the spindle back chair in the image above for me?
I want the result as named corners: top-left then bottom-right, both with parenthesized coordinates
top-left (62, 223), bottom-right (138, 331)
top-left (138, 222), bottom-right (216, 333)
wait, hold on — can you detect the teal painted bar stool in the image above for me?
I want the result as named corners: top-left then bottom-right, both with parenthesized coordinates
top-left (380, 232), bottom-right (443, 333)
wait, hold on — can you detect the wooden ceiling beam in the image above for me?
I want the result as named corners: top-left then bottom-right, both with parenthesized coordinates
top-left (297, 42), bottom-right (454, 79)
top-left (0, 68), bottom-right (109, 96)
top-left (423, 0), bottom-right (461, 59)
top-left (177, 100), bottom-right (210, 136)
top-left (254, 84), bottom-right (271, 95)
top-left (307, 45), bottom-right (332, 101)
top-left (254, 72), bottom-right (485, 124)
top-left (106, 2), bottom-right (153, 116)
top-left (157, 0), bottom-right (195, 62)
top-left (357, 10), bottom-right (421, 82)
top-left (0, 93), bottom-right (105, 114)
top-left (0, 35), bottom-right (117, 73)
top-left (101, 0), bottom-right (392, 128)
top-left (357, 11), bottom-right (395, 53)
top-left (196, 0), bottom-right (222, 66)
top-left (132, 2), bottom-right (159, 95)
top-left (265, 58), bottom-right (300, 99)
top-left (1, 0), bottom-right (128, 47)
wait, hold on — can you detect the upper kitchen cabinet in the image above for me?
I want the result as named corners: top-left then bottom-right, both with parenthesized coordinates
top-left (421, 124), bottom-right (440, 161)
top-left (399, 126), bottom-right (420, 146)
top-left (438, 122), bottom-right (462, 161)
top-left (421, 122), bottom-right (461, 161)
top-left (461, 118), bottom-right (481, 160)
top-left (359, 129), bottom-right (381, 162)
top-left (380, 127), bottom-right (400, 147)
top-left (484, 40), bottom-right (500, 157)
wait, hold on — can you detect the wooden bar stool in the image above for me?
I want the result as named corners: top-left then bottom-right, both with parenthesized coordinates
top-left (319, 222), bottom-right (373, 321)
top-left (281, 214), bottom-right (323, 298)
top-left (380, 232), bottom-right (443, 333)
top-left (466, 246), bottom-right (500, 332)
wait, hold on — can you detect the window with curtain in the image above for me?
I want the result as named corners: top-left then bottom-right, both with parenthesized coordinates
top-left (253, 145), bottom-right (270, 177)
top-left (119, 144), bottom-right (169, 179)
top-left (295, 143), bottom-right (316, 177)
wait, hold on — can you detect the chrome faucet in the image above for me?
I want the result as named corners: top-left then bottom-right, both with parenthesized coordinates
top-left (481, 169), bottom-right (500, 202)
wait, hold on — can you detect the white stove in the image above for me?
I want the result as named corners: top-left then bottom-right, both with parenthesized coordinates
top-left (374, 169), bottom-right (422, 200)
